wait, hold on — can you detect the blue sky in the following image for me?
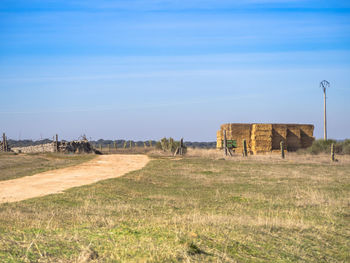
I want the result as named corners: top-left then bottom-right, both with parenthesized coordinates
top-left (1, 0), bottom-right (349, 141)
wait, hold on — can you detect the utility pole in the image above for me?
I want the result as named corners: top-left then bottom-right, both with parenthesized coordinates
top-left (320, 80), bottom-right (330, 140)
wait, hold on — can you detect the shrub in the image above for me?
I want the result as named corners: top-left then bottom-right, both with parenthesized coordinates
top-left (307, 139), bottom-right (336, 155)
top-left (156, 137), bottom-right (187, 154)
top-left (306, 139), bottom-right (350, 155)
top-left (341, 139), bottom-right (350, 154)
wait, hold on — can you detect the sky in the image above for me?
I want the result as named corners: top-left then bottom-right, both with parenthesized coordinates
top-left (0, 0), bottom-right (349, 141)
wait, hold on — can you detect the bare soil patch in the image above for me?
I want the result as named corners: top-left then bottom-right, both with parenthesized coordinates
top-left (0, 154), bottom-right (149, 203)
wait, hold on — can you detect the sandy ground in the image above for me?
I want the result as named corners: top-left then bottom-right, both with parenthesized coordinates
top-left (0, 154), bottom-right (149, 203)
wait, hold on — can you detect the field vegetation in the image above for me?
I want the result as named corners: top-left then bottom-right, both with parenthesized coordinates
top-left (0, 150), bottom-right (349, 262)
top-left (303, 139), bottom-right (350, 155)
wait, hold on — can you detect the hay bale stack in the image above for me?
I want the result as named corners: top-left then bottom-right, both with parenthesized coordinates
top-left (216, 130), bottom-right (223, 149)
top-left (217, 123), bottom-right (314, 154)
top-left (299, 125), bottom-right (315, 148)
top-left (272, 124), bottom-right (288, 150)
top-left (251, 124), bottom-right (273, 154)
top-left (217, 124), bottom-right (252, 154)
top-left (286, 125), bottom-right (301, 151)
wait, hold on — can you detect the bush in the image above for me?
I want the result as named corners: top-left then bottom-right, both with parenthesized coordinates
top-left (307, 139), bottom-right (350, 155)
top-left (156, 137), bottom-right (187, 154)
top-left (341, 139), bottom-right (350, 154)
top-left (307, 139), bottom-right (335, 154)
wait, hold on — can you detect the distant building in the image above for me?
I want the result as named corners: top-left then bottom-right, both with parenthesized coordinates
top-left (217, 123), bottom-right (314, 154)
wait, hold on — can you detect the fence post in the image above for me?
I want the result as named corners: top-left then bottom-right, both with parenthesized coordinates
top-left (108, 144), bottom-right (110, 153)
top-left (280, 141), bottom-right (285, 159)
top-left (331, 143), bottom-right (335, 162)
top-left (55, 134), bottom-right (59, 152)
top-left (243, 139), bottom-right (247, 157)
top-left (180, 138), bottom-right (184, 155)
top-left (223, 130), bottom-right (227, 156)
top-left (114, 141), bottom-right (117, 151)
top-left (2, 133), bottom-right (6, 152)
top-left (100, 144), bottom-right (102, 152)
top-left (5, 134), bottom-right (7, 152)
top-left (129, 141), bottom-right (132, 148)
top-left (123, 141), bottom-right (127, 149)
top-left (144, 142), bottom-right (146, 148)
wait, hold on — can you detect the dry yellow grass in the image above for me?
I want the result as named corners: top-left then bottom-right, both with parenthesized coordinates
top-left (186, 148), bottom-right (350, 164)
top-left (0, 151), bottom-right (349, 262)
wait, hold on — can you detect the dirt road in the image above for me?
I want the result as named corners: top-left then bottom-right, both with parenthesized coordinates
top-left (0, 154), bottom-right (149, 203)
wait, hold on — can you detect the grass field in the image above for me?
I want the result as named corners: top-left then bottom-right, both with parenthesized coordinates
top-left (0, 152), bottom-right (349, 262)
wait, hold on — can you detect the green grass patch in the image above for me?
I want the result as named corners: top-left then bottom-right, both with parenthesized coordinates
top-left (0, 156), bottom-right (349, 262)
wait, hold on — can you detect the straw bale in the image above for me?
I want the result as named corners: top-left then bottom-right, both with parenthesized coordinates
top-left (253, 139), bottom-right (272, 144)
top-left (216, 130), bottom-right (223, 148)
top-left (286, 128), bottom-right (301, 151)
top-left (253, 124), bottom-right (273, 130)
top-left (219, 123), bottom-right (252, 151)
top-left (286, 126), bottom-right (301, 138)
top-left (250, 124), bottom-right (273, 154)
top-left (272, 124), bottom-right (288, 136)
top-left (299, 124), bottom-right (314, 136)
top-left (300, 136), bottom-right (314, 148)
top-left (217, 123), bottom-right (314, 154)
top-left (252, 137), bottom-right (272, 142)
top-left (254, 144), bottom-right (271, 148)
top-left (271, 125), bottom-right (287, 150)
top-left (299, 125), bottom-right (315, 148)
top-left (252, 132), bottom-right (272, 137)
